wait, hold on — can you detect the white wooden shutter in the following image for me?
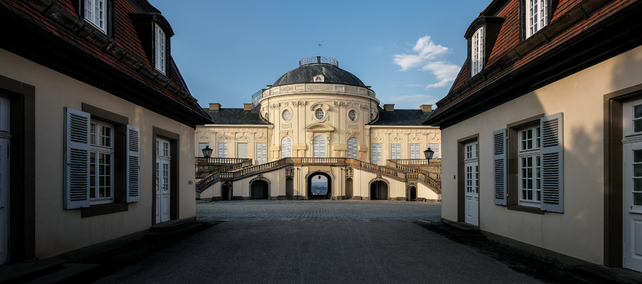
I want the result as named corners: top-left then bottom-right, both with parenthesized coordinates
top-left (64, 107), bottom-right (91, 209)
top-left (540, 113), bottom-right (564, 213)
top-left (218, 142), bottom-right (228, 158)
top-left (313, 136), bottom-right (325, 157)
top-left (410, 143), bottom-right (419, 159)
top-left (372, 143), bottom-right (382, 165)
top-left (429, 143), bottom-right (440, 159)
top-left (391, 144), bottom-right (401, 159)
top-left (493, 129), bottom-right (507, 205)
top-left (126, 125), bottom-right (140, 203)
top-left (347, 137), bottom-right (357, 159)
top-left (281, 137), bottom-right (291, 158)
top-left (256, 143), bottom-right (267, 164)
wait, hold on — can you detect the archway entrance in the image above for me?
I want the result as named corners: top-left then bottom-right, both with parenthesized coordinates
top-left (251, 180), bottom-right (268, 199)
top-left (308, 172), bottom-right (331, 199)
top-left (346, 178), bottom-right (353, 199)
top-left (221, 184), bottom-right (232, 201)
top-left (286, 178), bottom-right (294, 199)
top-left (370, 181), bottom-right (388, 200)
top-left (409, 186), bottom-right (417, 201)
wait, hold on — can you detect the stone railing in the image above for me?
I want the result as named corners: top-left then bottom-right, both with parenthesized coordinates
top-left (393, 158), bottom-right (441, 165)
top-left (301, 157), bottom-right (339, 164)
top-left (196, 157), bottom-right (252, 165)
top-left (237, 159), bottom-right (286, 177)
top-left (299, 56), bottom-right (339, 67)
top-left (261, 83), bottom-right (377, 100)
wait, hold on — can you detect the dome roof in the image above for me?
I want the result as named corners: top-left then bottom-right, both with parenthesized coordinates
top-left (272, 57), bottom-right (366, 87)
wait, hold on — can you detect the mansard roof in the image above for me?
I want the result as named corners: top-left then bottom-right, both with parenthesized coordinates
top-left (370, 107), bottom-right (433, 126)
top-left (425, 0), bottom-right (642, 128)
top-left (0, 0), bottom-right (211, 125)
top-left (205, 107), bottom-right (270, 125)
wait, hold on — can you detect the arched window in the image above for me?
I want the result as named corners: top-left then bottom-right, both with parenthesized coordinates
top-left (281, 136), bottom-right (291, 158)
top-left (313, 136), bottom-right (325, 157)
top-left (347, 137), bottom-right (357, 159)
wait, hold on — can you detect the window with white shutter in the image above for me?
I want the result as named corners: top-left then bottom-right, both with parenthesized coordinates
top-left (64, 108), bottom-right (91, 209)
top-left (218, 142), bottom-right (228, 158)
top-left (429, 143), bottom-right (440, 159)
top-left (126, 125), bottom-right (140, 203)
top-left (313, 136), bottom-right (325, 157)
top-left (493, 129), bottom-right (507, 205)
top-left (256, 143), bottom-right (267, 164)
top-left (372, 143), bottom-right (382, 165)
top-left (281, 137), bottom-right (291, 158)
top-left (347, 137), bottom-right (358, 159)
top-left (390, 144), bottom-right (401, 159)
top-left (540, 113), bottom-right (563, 213)
top-left (410, 143), bottom-right (420, 159)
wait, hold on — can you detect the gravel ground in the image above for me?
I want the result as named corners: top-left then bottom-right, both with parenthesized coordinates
top-left (196, 199), bottom-right (442, 223)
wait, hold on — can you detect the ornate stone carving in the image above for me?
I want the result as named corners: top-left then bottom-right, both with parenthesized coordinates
top-left (237, 133), bottom-right (249, 142)
top-left (308, 132), bottom-right (314, 143)
top-left (429, 133), bottom-right (440, 142)
top-left (333, 101), bottom-right (347, 107)
top-left (270, 103), bottom-right (281, 109)
top-left (346, 131), bottom-right (359, 138)
top-left (391, 134), bottom-right (403, 143)
top-left (257, 133), bottom-right (267, 142)
top-left (346, 167), bottom-right (354, 178)
top-left (373, 135), bottom-right (383, 142)
top-left (325, 132), bottom-right (332, 142)
top-left (285, 167), bottom-right (295, 178)
top-left (217, 134), bottom-right (231, 141)
top-left (280, 130), bottom-right (292, 139)
top-left (410, 134), bottom-right (421, 143)
top-left (281, 123), bottom-right (292, 129)
top-left (197, 132), bottom-right (210, 141)
top-left (347, 124), bottom-right (358, 130)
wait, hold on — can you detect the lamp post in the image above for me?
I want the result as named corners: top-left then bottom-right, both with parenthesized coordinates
top-left (424, 147), bottom-right (434, 164)
top-left (202, 145), bottom-right (213, 162)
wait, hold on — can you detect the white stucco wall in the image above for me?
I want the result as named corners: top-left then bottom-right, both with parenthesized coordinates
top-left (0, 48), bottom-right (197, 259)
top-left (440, 45), bottom-right (642, 265)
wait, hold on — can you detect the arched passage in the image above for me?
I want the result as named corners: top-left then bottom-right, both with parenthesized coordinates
top-left (286, 177), bottom-right (294, 199)
top-left (308, 172), bottom-right (331, 199)
top-left (370, 180), bottom-right (388, 200)
top-left (251, 180), bottom-right (269, 199)
top-left (409, 186), bottom-right (417, 201)
top-left (221, 183), bottom-right (232, 201)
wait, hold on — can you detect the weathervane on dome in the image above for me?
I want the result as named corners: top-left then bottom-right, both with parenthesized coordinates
top-left (318, 44), bottom-right (322, 56)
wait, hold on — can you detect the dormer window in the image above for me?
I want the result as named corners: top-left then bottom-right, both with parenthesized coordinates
top-left (471, 26), bottom-right (484, 76)
top-left (83, 0), bottom-right (107, 33)
top-left (314, 75), bottom-right (324, 82)
top-left (526, 0), bottom-right (549, 38)
top-left (154, 23), bottom-right (166, 74)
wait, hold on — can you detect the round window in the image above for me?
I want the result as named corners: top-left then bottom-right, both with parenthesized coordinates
top-left (282, 109), bottom-right (291, 121)
top-left (348, 110), bottom-right (356, 121)
top-left (315, 108), bottom-right (325, 119)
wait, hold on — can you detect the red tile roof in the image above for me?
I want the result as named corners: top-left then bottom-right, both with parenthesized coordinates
top-left (0, 0), bottom-right (207, 120)
top-left (429, 0), bottom-right (637, 120)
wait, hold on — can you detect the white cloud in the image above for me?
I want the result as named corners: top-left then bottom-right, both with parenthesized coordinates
top-left (422, 61), bottom-right (461, 89)
top-left (393, 35), bottom-right (460, 89)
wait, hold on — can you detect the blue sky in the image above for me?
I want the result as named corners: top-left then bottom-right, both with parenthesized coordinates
top-left (151, 0), bottom-right (490, 110)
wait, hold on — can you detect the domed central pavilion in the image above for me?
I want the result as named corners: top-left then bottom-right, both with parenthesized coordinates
top-left (196, 56), bottom-right (442, 201)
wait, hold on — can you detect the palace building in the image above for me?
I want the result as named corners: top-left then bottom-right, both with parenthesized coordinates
top-left (195, 56), bottom-right (442, 201)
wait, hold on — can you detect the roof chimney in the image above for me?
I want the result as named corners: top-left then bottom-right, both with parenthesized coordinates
top-left (209, 103), bottom-right (221, 111)
top-left (243, 103), bottom-right (252, 111)
top-left (383, 104), bottom-right (395, 112)
top-left (420, 104), bottom-right (433, 112)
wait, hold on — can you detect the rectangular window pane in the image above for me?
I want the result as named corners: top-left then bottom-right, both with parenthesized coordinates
top-left (635, 193), bottom-right (642, 206)
top-left (635, 150), bottom-right (642, 163)
top-left (635, 179), bottom-right (642, 192)
top-left (636, 120), bottom-right (642, 133)
top-left (635, 164), bottom-right (642, 177)
top-left (635, 105), bottom-right (642, 118)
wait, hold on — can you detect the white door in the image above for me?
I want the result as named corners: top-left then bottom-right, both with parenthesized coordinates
top-left (464, 142), bottom-right (479, 226)
top-left (0, 95), bottom-right (9, 265)
top-left (156, 138), bottom-right (171, 224)
top-left (372, 143), bottom-right (382, 165)
top-left (624, 99), bottom-right (642, 271)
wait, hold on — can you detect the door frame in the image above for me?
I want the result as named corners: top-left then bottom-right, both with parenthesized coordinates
top-left (457, 134), bottom-right (479, 223)
top-left (0, 75), bottom-right (35, 263)
top-left (604, 87), bottom-right (642, 267)
top-left (152, 127), bottom-right (179, 225)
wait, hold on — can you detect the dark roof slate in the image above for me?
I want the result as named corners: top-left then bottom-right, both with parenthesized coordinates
top-left (370, 109), bottom-right (433, 126)
top-left (205, 108), bottom-right (270, 125)
top-left (273, 63), bottom-right (365, 87)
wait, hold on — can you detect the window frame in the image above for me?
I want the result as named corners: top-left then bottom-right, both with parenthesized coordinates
top-left (519, 0), bottom-right (557, 41)
top-left (410, 143), bottom-right (421, 159)
top-left (517, 124), bottom-right (541, 207)
top-left (154, 23), bottom-right (167, 74)
top-left (89, 119), bottom-right (115, 205)
top-left (390, 143), bottom-right (401, 160)
top-left (217, 142), bottom-right (228, 158)
top-left (471, 26), bottom-right (485, 77)
top-left (78, 0), bottom-right (114, 36)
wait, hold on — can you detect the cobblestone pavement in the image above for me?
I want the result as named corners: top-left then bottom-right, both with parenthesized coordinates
top-left (196, 200), bottom-right (442, 223)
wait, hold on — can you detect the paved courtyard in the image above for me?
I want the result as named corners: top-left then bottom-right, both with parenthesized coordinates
top-left (196, 200), bottom-right (442, 223)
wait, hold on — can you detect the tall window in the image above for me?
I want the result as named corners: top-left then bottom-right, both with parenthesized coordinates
top-left (313, 136), bottom-right (325, 157)
top-left (410, 143), bottom-right (421, 159)
top-left (154, 24), bottom-right (166, 74)
top-left (84, 0), bottom-right (106, 33)
top-left (217, 142), bottom-right (228, 158)
top-left (465, 142), bottom-right (479, 199)
top-left (281, 137), bottom-right (291, 158)
top-left (89, 119), bottom-right (114, 204)
top-left (518, 125), bottom-right (541, 207)
top-left (156, 138), bottom-right (171, 223)
top-left (429, 143), bottom-right (440, 159)
top-left (347, 137), bottom-right (358, 159)
top-left (256, 143), bottom-right (267, 164)
top-left (391, 143), bottom-right (401, 159)
top-left (471, 26), bottom-right (484, 76)
top-left (372, 143), bottom-right (382, 165)
top-left (526, 0), bottom-right (548, 38)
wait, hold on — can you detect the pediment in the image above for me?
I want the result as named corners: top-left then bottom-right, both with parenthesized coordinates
top-left (305, 123), bottom-right (334, 132)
